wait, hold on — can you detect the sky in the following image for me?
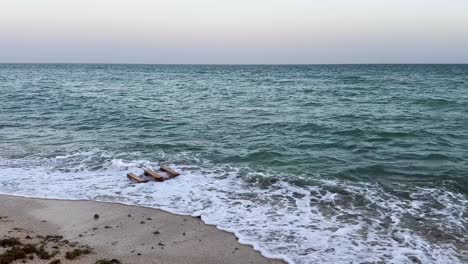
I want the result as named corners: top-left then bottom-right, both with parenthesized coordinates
top-left (1, 0), bottom-right (468, 64)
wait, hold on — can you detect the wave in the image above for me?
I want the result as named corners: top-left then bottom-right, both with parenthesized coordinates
top-left (414, 97), bottom-right (468, 110)
top-left (0, 151), bottom-right (467, 264)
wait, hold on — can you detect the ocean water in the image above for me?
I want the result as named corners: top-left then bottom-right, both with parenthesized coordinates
top-left (0, 64), bottom-right (467, 263)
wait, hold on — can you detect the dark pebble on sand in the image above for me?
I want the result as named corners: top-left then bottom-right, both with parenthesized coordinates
top-left (140, 221), bottom-right (146, 224)
top-left (153, 231), bottom-right (160, 235)
top-left (408, 256), bottom-right (422, 264)
top-left (94, 214), bottom-right (99, 220)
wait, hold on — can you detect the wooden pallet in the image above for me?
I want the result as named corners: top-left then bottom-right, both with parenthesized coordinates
top-left (127, 166), bottom-right (180, 183)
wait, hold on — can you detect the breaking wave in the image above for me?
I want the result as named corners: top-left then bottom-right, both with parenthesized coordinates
top-left (0, 150), bottom-right (466, 264)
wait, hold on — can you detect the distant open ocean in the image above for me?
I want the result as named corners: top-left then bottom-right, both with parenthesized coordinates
top-left (0, 64), bottom-right (467, 263)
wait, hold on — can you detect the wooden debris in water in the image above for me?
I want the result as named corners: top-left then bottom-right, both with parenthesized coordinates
top-left (126, 166), bottom-right (180, 183)
top-left (143, 168), bottom-right (164, 182)
top-left (127, 173), bottom-right (148, 183)
top-left (160, 166), bottom-right (180, 177)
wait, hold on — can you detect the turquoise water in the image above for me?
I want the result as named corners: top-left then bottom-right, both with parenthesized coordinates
top-left (0, 64), bottom-right (467, 263)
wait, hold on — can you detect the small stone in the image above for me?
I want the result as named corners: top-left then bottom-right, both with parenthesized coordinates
top-left (94, 214), bottom-right (99, 220)
top-left (408, 256), bottom-right (422, 264)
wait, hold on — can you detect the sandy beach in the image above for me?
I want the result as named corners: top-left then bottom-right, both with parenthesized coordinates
top-left (0, 194), bottom-right (284, 264)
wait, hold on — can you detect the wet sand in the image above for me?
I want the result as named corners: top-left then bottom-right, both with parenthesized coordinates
top-left (0, 194), bottom-right (284, 264)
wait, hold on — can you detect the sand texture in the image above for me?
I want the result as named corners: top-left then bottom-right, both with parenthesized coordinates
top-left (0, 194), bottom-right (284, 264)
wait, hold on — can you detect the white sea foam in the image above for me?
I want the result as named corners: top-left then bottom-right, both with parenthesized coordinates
top-left (0, 152), bottom-right (466, 264)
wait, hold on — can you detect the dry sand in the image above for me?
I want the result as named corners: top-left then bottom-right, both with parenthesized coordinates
top-left (0, 194), bottom-right (284, 264)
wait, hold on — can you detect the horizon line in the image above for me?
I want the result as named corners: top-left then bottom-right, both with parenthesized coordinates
top-left (1, 62), bottom-right (468, 66)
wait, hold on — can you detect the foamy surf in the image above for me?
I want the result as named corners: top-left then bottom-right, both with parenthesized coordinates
top-left (0, 151), bottom-right (466, 264)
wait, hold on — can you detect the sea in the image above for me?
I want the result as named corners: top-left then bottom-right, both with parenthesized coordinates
top-left (0, 64), bottom-right (467, 264)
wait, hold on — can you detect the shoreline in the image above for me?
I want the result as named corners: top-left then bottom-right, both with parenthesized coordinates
top-left (0, 194), bottom-right (285, 264)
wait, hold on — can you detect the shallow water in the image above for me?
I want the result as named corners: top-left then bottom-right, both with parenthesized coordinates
top-left (0, 64), bottom-right (467, 263)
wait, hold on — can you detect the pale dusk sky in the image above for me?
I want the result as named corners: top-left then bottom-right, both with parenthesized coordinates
top-left (1, 0), bottom-right (467, 64)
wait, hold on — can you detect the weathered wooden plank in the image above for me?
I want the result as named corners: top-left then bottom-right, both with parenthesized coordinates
top-left (143, 168), bottom-right (164, 182)
top-left (160, 166), bottom-right (180, 177)
top-left (127, 173), bottom-right (148, 183)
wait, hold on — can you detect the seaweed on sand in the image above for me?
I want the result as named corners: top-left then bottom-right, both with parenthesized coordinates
top-left (64, 248), bottom-right (92, 260)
